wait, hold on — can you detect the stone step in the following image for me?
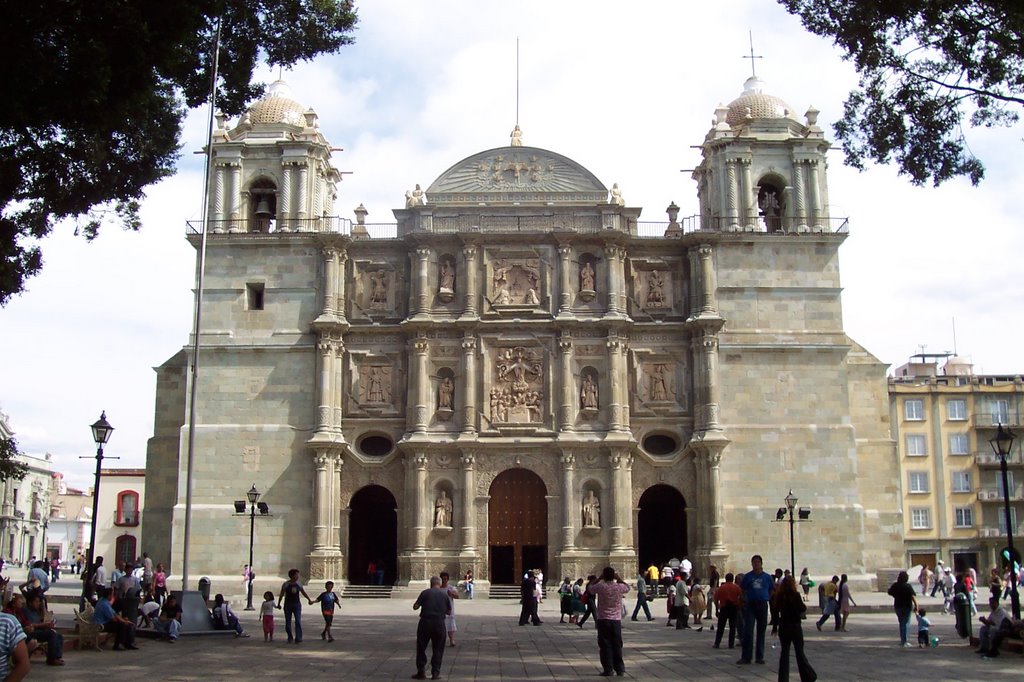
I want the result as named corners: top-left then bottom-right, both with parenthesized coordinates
top-left (341, 585), bottom-right (394, 599)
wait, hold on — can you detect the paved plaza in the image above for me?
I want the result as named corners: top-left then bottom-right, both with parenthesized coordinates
top-left (31, 585), bottom-right (1024, 681)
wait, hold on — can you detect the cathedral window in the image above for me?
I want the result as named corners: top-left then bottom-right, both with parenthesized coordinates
top-left (247, 283), bottom-right (265, 311)
top-left (357, 433), bottom-right (394, 458)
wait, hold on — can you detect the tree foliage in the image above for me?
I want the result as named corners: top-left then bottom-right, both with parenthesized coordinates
top-left (780, 0), bottom-right (1024, 186)
top-left (0, 436), bottom-right (29, 483)
top-left (0, 0), bottom-right (358, 305)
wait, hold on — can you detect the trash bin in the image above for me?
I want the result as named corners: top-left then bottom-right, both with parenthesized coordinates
top-left (198, 576), bottom-right (211, 602)
top-left (953, 592), bottom-right (971, 639)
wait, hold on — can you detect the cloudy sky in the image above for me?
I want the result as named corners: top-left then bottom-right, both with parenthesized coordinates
top-left (3, 1), bottom-right (1022, 489)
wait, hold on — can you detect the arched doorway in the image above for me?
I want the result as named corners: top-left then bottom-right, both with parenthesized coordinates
top-left (637, 485), bottom-right (687, 571)
top-left (347, 485), bottom-right (398, 585)
top-left (488, 469), bottom-right (547, 585)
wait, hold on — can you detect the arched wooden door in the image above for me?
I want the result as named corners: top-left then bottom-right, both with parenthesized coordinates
top-left (637, 484), bottom-right (688, 570)
top-left (488, 469), bottom-right (547, 585)
top-left (347, 485), bottom-right (398, 585)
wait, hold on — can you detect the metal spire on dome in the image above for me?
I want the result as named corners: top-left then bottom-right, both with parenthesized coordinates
top-left (743, 30), bottom-right (763, 78)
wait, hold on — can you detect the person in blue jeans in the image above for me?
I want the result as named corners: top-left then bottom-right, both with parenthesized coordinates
top-left (887, 570), bottom-right (917, 647)
top-left (738, 554), bottom-right (772, 665)
top-left (277, 569), bottom-right (311, 644)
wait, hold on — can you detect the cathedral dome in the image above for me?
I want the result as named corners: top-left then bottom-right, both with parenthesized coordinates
top-left (725, 76), bottom-right (798, 127)
top-left (247, 79), bottom-right (307, 126)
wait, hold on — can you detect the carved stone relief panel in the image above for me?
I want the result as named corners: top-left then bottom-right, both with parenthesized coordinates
top-left (346, 352), bottom-right (405, 416)
top-left (352, 260), bottom-right (399, 318)
top-left (491, 259), bottom-right (541, 306)
top-left (629, 349), bottom-right (689, 415)
top-left (488, 346), bottom-right (545, 425)
top-left (628, 258), bottom-right (680, 316)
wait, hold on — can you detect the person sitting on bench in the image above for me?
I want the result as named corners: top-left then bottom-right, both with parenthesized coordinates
top-left (211, 594), bottom-right (249, 637)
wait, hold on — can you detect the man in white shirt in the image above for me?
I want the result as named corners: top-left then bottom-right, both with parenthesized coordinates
top-left (976, 597), bottom-right (1009, 656)
top-left (680, 557), bottom-right (693, 577)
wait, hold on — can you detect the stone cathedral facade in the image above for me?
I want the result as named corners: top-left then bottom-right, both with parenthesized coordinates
top-left (144, 77), bottom-right (903, 588)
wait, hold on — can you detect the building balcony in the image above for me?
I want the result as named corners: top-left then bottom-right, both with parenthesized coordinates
top-left (981, 525), bottom-right (1024, 538)
top-left (113, 511), bottom-right (140, 527)
top-left (977, 488), bottom-right (1024, 502)
top-left (976, 452), bottom-right (1024, 467)
top-left (973, 413), bottom-right (1023, 429)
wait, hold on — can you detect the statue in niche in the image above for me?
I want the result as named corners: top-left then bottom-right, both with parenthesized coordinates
top-left (524, 287), bottom-right (539, 305)
top-left (580, 261), bottom-right (596, 292)
top-left (489, 347), bottom-right (544, 424)
top-left (582, 490), bottom-right (601, 528)
top-left (369, 270), bottom-right (388, 308)
top-left (439, 258), bottom-right (455, 293)
top-left (434, 490), bottom-right (453, 527)
top-left (363, 366), bottom-right (391, 404)
top-left (646, 270), bottom-right (665, 306)
top-left (580, 371), bottom-right (599, 410)
top-left (648, 363), bottom-right (670, 402)
top-left (438, 376), bottom-right (454, 410)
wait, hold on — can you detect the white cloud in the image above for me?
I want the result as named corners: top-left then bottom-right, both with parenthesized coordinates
top-left (3, 0), bottom-right (1023, 486)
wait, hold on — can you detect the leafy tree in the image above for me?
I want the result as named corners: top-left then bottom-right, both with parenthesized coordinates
top-left (0, 1), bottom-right (358, 306)
top-left (0, 436), bottom-right (28, 483)
top-left (780, 0), bottom-right (1024, 186)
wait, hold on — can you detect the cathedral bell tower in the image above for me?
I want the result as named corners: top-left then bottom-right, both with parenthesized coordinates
top-left (694, 76), bottom-right (829, 233)
top-left (207, 80), bottom-right (341, 233)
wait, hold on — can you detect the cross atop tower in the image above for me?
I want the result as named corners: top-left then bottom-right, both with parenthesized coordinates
top-left (743, 30), bottom-right (763, 78)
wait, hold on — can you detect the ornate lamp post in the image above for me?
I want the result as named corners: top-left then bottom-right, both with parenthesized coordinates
top-left (86, 412), bottom-right (114, 573)
top-left (234, 484), bottom-right (269, 610)
top-left (991, 424), bottom-right (1021, 619)
top-left (774, 489), bottom-right (811, 578)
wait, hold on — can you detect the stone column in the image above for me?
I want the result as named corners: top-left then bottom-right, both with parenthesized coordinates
top-left (297, 163), bottom-right (309, 222)
top-left (607, 333), bottom-right (628, 432)
top-left (697, 245), bottom-right (717, 315)
top-left (609, 449), bottom-right (633, 551)
top-left (700, 332), bottom-right (721, 429)
top-left (317, 336), bottom-right (334, 431)
top-left (557, 334), bottom-right (574, 432)
top-left (460, 333), bottom-right (477, 434)
top-left (460, 453), bottom-right (477, 553)
top-left (558, 244), bottom-right (573, 315)
top-left (335, 250), bottom-right (348, 324)
top-left (603, 245), bottom-right (626, 317)
top-left (726, 159), bottom-right (739, 230)
top-left (213, 165), bottom-right (226, 226)
top-left (461, 245), bottom-right (478, 318)
top-left (560, 452), bottom-right (576, 549)
top-left (808, 159), bottom-right (822, 229)
top-left (229, 163), bottom-right (242, 229)
top-left (412, 335), bottom-right (430, 433)
top-left (321, 247), bottom-right (337, 317)
top-left (415, 247), bottom-right (431, 317)
top-left (740, 158), bottom-right (755, 228)
top-left (411, 454), bottom-right (429, 551)
top-left (313, 451), bottom-right (331, 550)
top-left (793, 160), bottom-right (807, 231)
top-left (707, 449), bottom-right (725, 551)
top-left (281, 164), bottom-right (293, 222)
top-left (333, 340), bottom-right (345, 430)
top-left (331, 453), bottom-right (343, 551)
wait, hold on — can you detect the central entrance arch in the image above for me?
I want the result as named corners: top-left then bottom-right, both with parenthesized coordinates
top-left (347, 485), bottom-right (398, 585)
top-left (488, 469), bottom-right (547, 585)
top-left (637, 484), bottom-right (688, 571)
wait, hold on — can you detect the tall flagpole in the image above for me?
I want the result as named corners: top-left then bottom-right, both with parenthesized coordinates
top-left (182, 16), bottom-right (222, 592)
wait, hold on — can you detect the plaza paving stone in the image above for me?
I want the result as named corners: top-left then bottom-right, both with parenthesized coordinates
top-left (35, 586), bottom-right (1024, 681)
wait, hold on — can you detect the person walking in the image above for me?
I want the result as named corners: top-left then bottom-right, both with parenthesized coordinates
top-left (587, 566), bottom-right (630, 677)
top-left (930, 560), bottom-right (944, 597)
top-left (838, 574), bottom-right (857, 631)
top-left (887, 570), bottom-right (917, 647)
top-left (630, 572), bottom-right (653, 622)
top-left (311, 581), bottom-right (341, 642)
top-left (714, 572), bottom-right (741, 649)
top-left (518, 572), bottom-right (542, 626)
top-left (689, 577), bottom-right (707, 629)
top-left (798, 568), bottom-right (811, 601)
top-left (577, 575), bottom-right (598, 629)
top-left (814, 576), bottom-right (840, 631)
top-left (738, 554), bottom-right (772, 665)
top-left (707, 565), bottom-right (720, 620)
top-left (773, 575), bottom-right (817, 682)
top-left (558, 577), bottom-right (574, 623)
top-left (277, 568), bottom-right (311, 644)
top-left (440, 572), bottom-right (459, 647)
top-left (411, 576), bottom-right (450, 680)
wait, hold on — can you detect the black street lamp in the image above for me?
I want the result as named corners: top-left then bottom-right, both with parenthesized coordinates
top-left (85, 412), bottom-right (114, 574)
top-left (234, 484), bottom-right (270, 610)
top-left (774, 489), bottom-right (811, 578)
top-left (990, 423), bottom-right (1020, 620)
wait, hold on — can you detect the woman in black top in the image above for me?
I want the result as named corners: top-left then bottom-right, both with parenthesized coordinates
top-left (886, 570), bottom-right (918, 647)
top-left (772, 575), bottom-right (817, 682)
